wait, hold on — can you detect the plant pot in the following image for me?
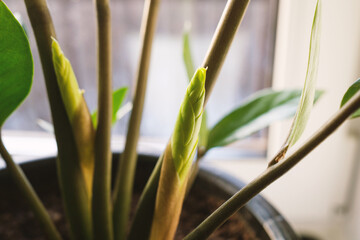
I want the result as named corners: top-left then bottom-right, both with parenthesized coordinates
top-left (0, 153), bottom-right (298, 239)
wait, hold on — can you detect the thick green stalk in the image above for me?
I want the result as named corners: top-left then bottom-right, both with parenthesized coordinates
top-left (0, 130), bottom-right (62, 240)
top-left (202, 0), bottom-right (250, 104)
top-left (128, 154), bottom-right (163, 240)
top-left (112, 0), bottom-right (161, 239)
top-left (184, 90), bottom-right (360, 240)
top-left (92, 0), bottom-right (113, 239)
top-left (150, 68), bottom-right (206, 240)
top-left (128, 0), bottom-right (250, 238)
top-left (185, 154), bottom-right (204, 196)
top-left (24, 1), bottom-right (92, 239)
top-left (51, 39), bottom-right (95, 202)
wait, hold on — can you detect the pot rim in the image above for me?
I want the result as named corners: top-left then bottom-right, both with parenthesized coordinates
top-left (0, 152), bottom-right (298, 239)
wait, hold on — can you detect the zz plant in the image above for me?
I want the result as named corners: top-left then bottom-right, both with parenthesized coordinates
top-left (1, 0), bottom-right (360, 240)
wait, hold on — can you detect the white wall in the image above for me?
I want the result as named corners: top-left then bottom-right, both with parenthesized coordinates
top-left (270, 0), bottom-right (360, 239)
top-left (209, 0), bottom-right (360, 239)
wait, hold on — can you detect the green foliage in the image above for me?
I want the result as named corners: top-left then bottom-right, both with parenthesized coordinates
top-left (283, 0), bottom-right (321, 148)
top-left (171, 68), bottom-right (206, 180)
top-left (341, 78), bottom-right (360, 118)
top-left (149, 68), bottom-right (206, 240)
top-left (207, 89), bottom-right (323, 150)
top-left (0, 1), bottom-right (33, 127)
top-left (52, 38), bottom-right (83, 124)
top-left (198, 111), bottom-right (209, 150)
top-left (91, 87), bottom-right (128, 127)
top-left (182, 30), bottom-right (209, 149)
top-left (183, 30), bottom-right (195, 81)
top-left (2, 0), bottom-right (341, 239)
top-left (111, 88), bottom-right (128, 123)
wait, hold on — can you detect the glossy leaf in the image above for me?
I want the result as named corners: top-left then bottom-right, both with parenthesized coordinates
top-left (91, 87), bottom-right (128, 127)
top-left (340, 78), bottom-right (360, 118)
top-left (207, 89), bottom-right (323, 150)
top-left (284, 0), bottom-right (322, 148)
top-left (0, 1), bottom-right (33, 127)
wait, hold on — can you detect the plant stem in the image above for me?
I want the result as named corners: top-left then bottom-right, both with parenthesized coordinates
top-left (185, 0), bottom-right (250, 193)
top-left (185, 154), bottom-right (203, 195)
top-left (128, 0), bottom-right (250, 238)
top-left (128, 154), bottom-right (163, 240)
top-left (24, 1), bottom-right (92, 239)
top-left (202, 0), bottom-right (250, 104)
top-left (92, 0), bottom-right (113, 239)
top-left (186, 0), bottom-right (250, 194)
top-left (112, 0), bottom-right (161, 239)
top-left (184, 90), bottom-right (360, 240)
top-left (0, 130), bottom-right (62, 240)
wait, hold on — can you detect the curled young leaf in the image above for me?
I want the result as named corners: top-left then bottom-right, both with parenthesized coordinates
top-left (51, 38), bottom-right (95, 198)
top-left (171, 67), bottom-right (206, 180)
top-left (182, 29), bottom-right (209, 151)
top-left (269, 0), bottom-right (322, 166)
top-left (150, 68), bottom-right (206, 240)
top-left (285, 0), bottom-right (321, 148)
top-left (52, 38), bottom-right (83, 124)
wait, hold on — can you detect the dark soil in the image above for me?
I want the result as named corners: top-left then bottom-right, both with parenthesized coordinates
top-left (0, 185), bottom-right (257, 240)
top-left (0, 181), bottom-right (258, 240)
top-left (0, 157), bottom-right (260, 240)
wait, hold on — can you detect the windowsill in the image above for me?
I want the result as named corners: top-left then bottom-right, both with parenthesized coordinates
top-left (0, 130), bottom-right (267, 169)
top-left (0, 130), bottom-right (165, 169)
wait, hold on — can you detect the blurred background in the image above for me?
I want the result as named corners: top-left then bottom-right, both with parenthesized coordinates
top-left (2, 0), bottom-right (360, 239)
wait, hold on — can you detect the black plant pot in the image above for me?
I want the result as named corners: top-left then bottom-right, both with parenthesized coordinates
top-left (0, 154), bottom-right (298, 239)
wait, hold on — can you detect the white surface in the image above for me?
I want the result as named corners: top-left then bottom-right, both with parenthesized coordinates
top-left (0, 131), bottom-right (165, 169)
top-left (239, 0), bottom-right (360, 239)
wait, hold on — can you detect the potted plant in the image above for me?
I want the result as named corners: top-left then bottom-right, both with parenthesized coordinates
top-left (1, 0), bottom-right (360, 239)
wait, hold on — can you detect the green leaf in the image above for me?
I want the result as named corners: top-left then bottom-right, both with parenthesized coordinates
top-left (52, 38), bottom-right (83, 123)
top-left (284, 0), bottom-right (322, 148)
top-left (91, 87), bottom-right (128, 127)
top-left (150, 68), bottom-right (206, 240)
top-left (52, 38), bottom-right (96, 199)
top-left (183, 29), bottom-right (195, 81)
top-left (0, 1), bottom-right (33, 127)
top-left (112, 87), bottom-right (128, 123)
top-left (268, 1), bottom-right (322, 166)
top-left (340, 78), bottom-right (360, 118)
top-left (198, 111), bottom-right (209, 149)
top-left (207, 89), bottom-right (323, 150)
top-left (171, 67), bottom-right (206, 180)
top-left (182, 29), bottom-right (209, 149)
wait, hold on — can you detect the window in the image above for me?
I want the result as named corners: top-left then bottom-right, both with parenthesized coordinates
top-left (4, 0), bottom-right (278, 158)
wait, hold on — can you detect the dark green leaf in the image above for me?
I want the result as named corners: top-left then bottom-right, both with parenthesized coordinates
top-left (206, 89), bottom-right (323, 150)
top-left (91, 87), bottom-right (128, 127)
top-left (340, 78), bottom-right (360, 118)
top-left (0, 1), bottom-right (33, 127)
